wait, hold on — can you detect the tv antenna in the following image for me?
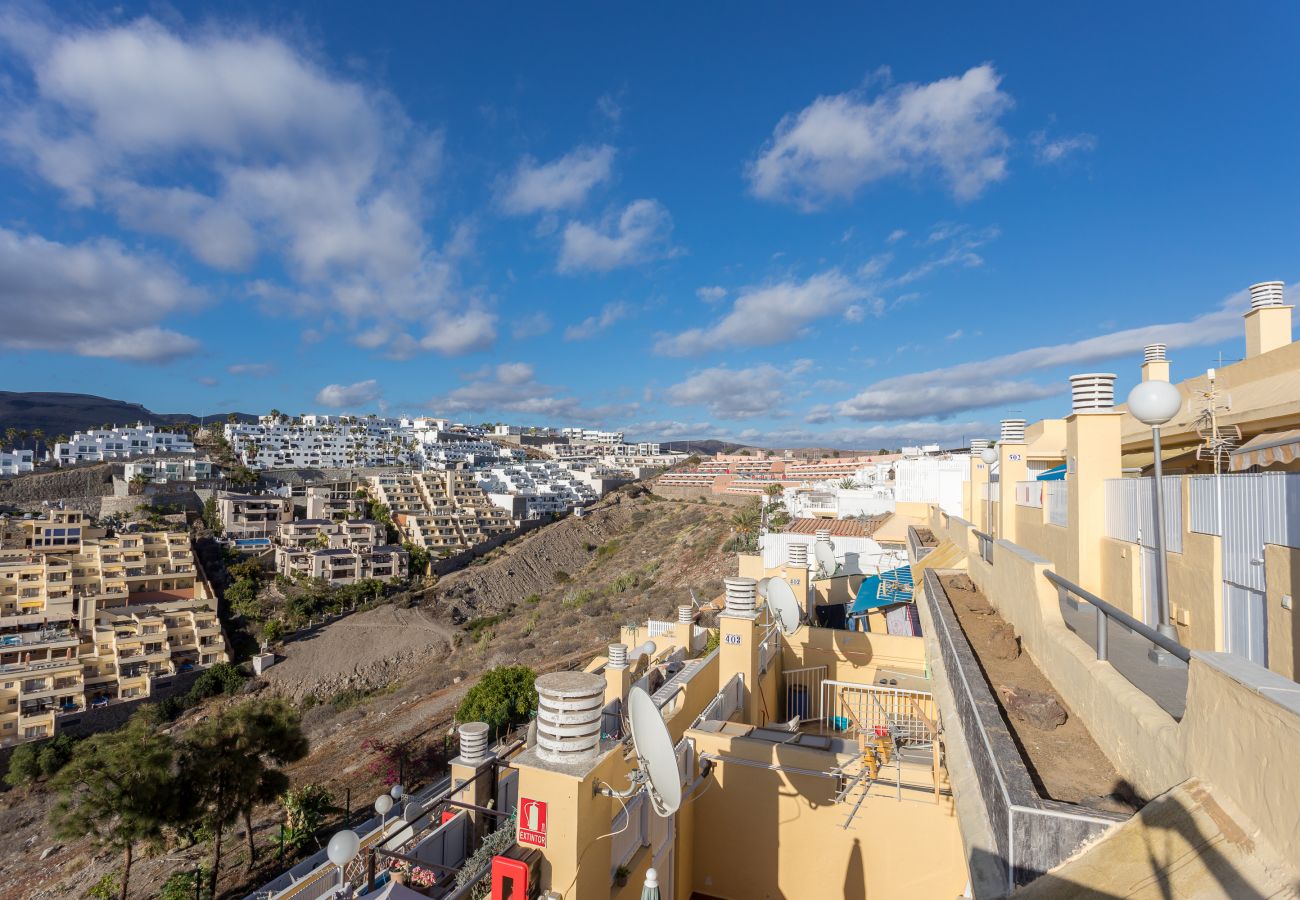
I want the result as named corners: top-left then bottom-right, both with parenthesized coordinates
top-left (1192, 369), bottom-right (1238, 471)
top-left (596, 686), bottom-right (683, 817)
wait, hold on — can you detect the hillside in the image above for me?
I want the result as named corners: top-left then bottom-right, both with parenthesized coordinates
top-left (0, 488), bottom-right (738, 899)
top-left (0, 391), bottom-right (257, 435)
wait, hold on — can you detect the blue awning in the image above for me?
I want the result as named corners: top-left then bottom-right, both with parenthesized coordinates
top-left (849, 565), bottom-right (913, 615)
top-left (1036, 464), bottom-right (1067, 481)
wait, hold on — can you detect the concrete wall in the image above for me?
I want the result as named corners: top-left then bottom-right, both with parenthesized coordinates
top-left (649, 483), bottom-right (754, 507)
top-left (1264, 543), bottom-right (1300, 681)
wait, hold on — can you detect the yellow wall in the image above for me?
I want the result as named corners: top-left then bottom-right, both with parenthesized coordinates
top-left (686, 729), bottom-right (967, 900)
top-left (1014, 504), bottom-right (1070, 570)
top-left (779, 625), bottom-right (927, 684)
top-left (1166, 529), bottom-right (1222, 653)
top-left (1264, 543), bottom-right (1300, 680)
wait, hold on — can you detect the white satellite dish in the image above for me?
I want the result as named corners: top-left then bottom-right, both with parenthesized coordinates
top-left (757, 577), bottom-right (771, 600)
top-left (814, 541), bottom-right (838, 579)
top-left (766, 577), bottom-right (803, 634)
top-left (627, 686), bottom-right (682, 817)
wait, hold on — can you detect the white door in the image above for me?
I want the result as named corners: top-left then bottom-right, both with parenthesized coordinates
top-left (1139, 545), bottom-right (1159, 627)
top-left (1224, 583), bottom-right (1268, 666)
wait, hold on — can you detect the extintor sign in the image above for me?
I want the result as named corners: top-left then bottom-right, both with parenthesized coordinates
top-left (519, 797), bottom-right (547, 847)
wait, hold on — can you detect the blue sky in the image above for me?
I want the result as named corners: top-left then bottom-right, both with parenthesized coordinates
top-left (1, 2), bottom-right (1297, 447)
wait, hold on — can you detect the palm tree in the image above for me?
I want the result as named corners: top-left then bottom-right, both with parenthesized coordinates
top-left (730, 504), bottom-right (761, 542)
top-left (837, 478), bottom-right (860, 490)
top-left (3, 427), bottom-right (17, 451)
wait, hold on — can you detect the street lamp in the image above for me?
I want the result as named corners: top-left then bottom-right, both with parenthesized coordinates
top-left (327, 829), bottom-right (360, 889)
top-left (374, 793), bottom-right (394, 835)
top-left (980, 447), bottom-right (998, 536)
top-left (1127, 379), bottom-right (1183, 660)
top-left (390, 783), bottom-right (405, 817)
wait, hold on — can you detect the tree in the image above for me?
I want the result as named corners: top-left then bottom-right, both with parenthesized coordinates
top-left (48, 716), bottom-right (177, 900)
top-left (281, 783), bottom-right (336, 851)
top-left (180, 698), bottom-right (310, 895)
top-left (456, 665), bottom-right (538, 738)
top-left (226, 413), bottom-right (237, 424)
top-left (403, 541), bottom-right (431, 582)
top-left (763, 483), bottom-right (783, 499)
top-left (837, 478), bottom-right (860, 490)
top-left (729, 504), bottom-right (760, 539)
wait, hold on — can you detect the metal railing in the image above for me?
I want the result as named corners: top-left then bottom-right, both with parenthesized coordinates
top-left (782, 665), bottom-right (826, 723)
top-left (1045, 570), bottom-right (1188, 719)
top-left (696, 672), bottom-right (743, 725)
top-left (758, 620), bottom-right (781, 673)
top-left (821, 680), bottom-right (937, 745)
top-left (973, 530), bottom-right (994, 564)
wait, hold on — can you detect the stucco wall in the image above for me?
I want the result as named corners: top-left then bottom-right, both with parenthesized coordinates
top-left (1264, 543), bottom-right (1300, 680)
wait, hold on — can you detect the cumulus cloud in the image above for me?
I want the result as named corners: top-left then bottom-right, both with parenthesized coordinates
top-left (665, 365), bottom-right (790, 420)
top-left (834, 285), bottom-right (1274, 422)
top-left (656, 270), bottom-right (870, 356)
top-left (748, 65), bottom-right (1013, 209)
top-left (1031, 130), bottom-right (1097, 164)
top-left (558, 199), bottom-right (675, 273)
top-left (564, 301), bottom-right (630, 340)
top-left (0, 227), bottom-right (202, 363)
top-left (417, 308), bottom-right (498, 356)
top-left (429, 362), bottom-right (629, 424)
top-left (499, 144), bottom-right (615, 214)
top-left (227, 362), bottom-right (275, 377)
top-left (0, 13), bottom-right (488, 358)
top-left (315, 379), bottom-right (382, 408)
top-left (696, 285), bottom-right (727, 303)
top-left (625, 420), bottom-right (714, 440)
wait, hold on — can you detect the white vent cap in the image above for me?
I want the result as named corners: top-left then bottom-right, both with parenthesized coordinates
top-left (999, 419), bottom-right (1027, 443)
top-left (970, 438), bottom-right (990, 451)
top-left (1249, 281), bottom-right (1286, 310)
top-left (607, 643), bottom-right (628, 668)
top-left (724, 576), bottom-right (758, 617)
top-left (534, 671), bottom-right (605, 763)
top-left (458, 722), bottom-right (490, 763)
top-left (1070, 373), bottom-right (1117, 412)
top-left (1143, 344), bottom-right (1167, 363)
top-left (787, 542), bottom-right (809, 568)
top-left (677, 605), bottom-right (693, 624)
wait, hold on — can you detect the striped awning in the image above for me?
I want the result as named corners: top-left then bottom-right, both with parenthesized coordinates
top-left (1230, 429), bottom-right (1300, 472)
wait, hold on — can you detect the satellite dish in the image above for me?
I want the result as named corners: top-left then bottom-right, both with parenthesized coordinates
top-left (814, 542), bottom-right (838, 579)
top-left (627, 686), bottom-right (682, 817)
top-left (766, 577), bottom-right (803, 634)
top-left (757, 577), bottom-right (771, 600)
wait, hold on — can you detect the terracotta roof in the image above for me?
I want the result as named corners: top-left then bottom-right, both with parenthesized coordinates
top-left (782, 516), bottom-right (889, 538)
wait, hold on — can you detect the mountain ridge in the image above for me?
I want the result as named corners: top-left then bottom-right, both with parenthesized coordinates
top-left (0, 391), bottom-right (258, 435)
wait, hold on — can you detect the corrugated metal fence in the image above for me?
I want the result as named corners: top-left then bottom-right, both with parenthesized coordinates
top-left (1188, 472), bottom-right (1300, 590)
top-left (1103, 476), bottom-right (1183, 553)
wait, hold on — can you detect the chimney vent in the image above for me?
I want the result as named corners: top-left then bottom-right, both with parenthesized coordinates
top-left (607, 643), bottom-right (628, 668)
top-left (815, 528), bottom-right (832, 543)
top-left (678, 605), bottom-right (693, 625)
top-left (1000, 419), bottom-right (1027, 443)
top-left (724, 576), bottom-right (758, 617)
top-left (1250, 281), bottom-right (1285, 310)
top-left (970, 438), bottom-right (989, 451)
top-left (534, 671), bottom-right (605, 763)
top-left (458, 722), bottom-right (490, 764)
top-left (787, 542), bottom-right (808, 568)
top-left (1069, 374), bottom-right (1117, 412)
top-left (1143, 344), bottom-right (1167, 363)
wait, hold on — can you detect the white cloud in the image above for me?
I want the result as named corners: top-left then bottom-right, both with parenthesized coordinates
top-left (0, 227), bottom-right (201, 363)
top-left (723, 420), bottom-right (993, 450)
top-left (315, 379), bottom-right (382, 408)
top-left (499, 144), bottom-right (616, 215)
top-left (696, 285), bottom-right (727, 303)
top-left (558, 199), bottom-right (675, 273)
top-left (834, 285), bottom-right (1272, 421)
top-left (748, 65), bottom-right (1013, 210)
top-left (625, 419), bottom-right (714, 440)
top-left (656, 270), bottom-right (870, 356)
top-left (564, 301), bottom-right (631, 340)
top-left (596, 92), bottom-right (623, 125)
top-left (0, 14), bottom-right (488, 358)
top-left (429, 362), bottom-right (627, 424)
top-left (665, 365), bottom-right (789, 420)
top-left (416, 308), bottom-right (498, 356)
top-left (886, 229), bottom-right (907, 243)
top-left (1031, 130), bottom-right (1097, 164)
top-left (227, 362), bottom-right (275, 377)
top-left (196, 376), bottom-right (218, 387)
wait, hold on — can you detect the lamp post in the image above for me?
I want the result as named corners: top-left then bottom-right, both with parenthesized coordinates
top-left (980, 447), bottom-right (998, 536)
top-left (390, 783), bottom-right (405, 818)
top-left (1127, 380), bottom-right (1183, 662)
top-left (326, 829), bottom-right (360, 891)
top-left (374, 793), bottom-right (394, 836)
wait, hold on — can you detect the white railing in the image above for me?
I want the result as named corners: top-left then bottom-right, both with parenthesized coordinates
top-left (782, 665), bottom-right (827, 723)
top-left (691, 623), bottom-right (708, 651)
top-left (1015, 481), bottom-right (1043, 508)
top-left (821, 680), bottom-right (937, 745)
top-left (697, 672), bottom-right (743, 724)
top-left (1104, 476), bottom-right (1183, 552)
top-left (646, 619), bottom-right (677, 638)
top-left (1044, 480), bottom-right (1069, 527)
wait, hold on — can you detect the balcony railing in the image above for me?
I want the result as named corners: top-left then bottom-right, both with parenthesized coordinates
top-left (1045, 570), bottom-right (1188, 719)
top-left (973, 530), bottom-right (994, 564)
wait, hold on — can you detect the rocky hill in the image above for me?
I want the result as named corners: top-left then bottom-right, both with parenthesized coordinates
top-left (0, 391), bottom-right (257, 435)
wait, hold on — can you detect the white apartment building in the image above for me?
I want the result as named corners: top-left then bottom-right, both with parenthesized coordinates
top-left (273, 519), bottom-right (408, 585)
top-left (0, 450), bottom-right (34, 476)
top-left (475, 460), bottom-right (600, 519)
top-left (224, 421), bottom-right (418, 470)
top-left (560, 427), bottom-right (624, 444)
top-left (53, 425), bottom-right (195, 465)
top-left (123, 458), bottom-right (214, 483)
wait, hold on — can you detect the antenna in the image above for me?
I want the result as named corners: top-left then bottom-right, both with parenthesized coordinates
top-left (627, 686), bottom-right (683, 816)
top-left (813, 541), bottom-right (838, 579)
top-left (765, 577), bottom-right (803, 634)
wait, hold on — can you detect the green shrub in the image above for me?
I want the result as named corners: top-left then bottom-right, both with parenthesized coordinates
top-left (189, 662), bottom-right (246, 701)
top-left (88, 873), bottom-right (119, 900)
top-left (595, 540), bottom-right (622, 560)
top-left (159, 868), bottom-right (211, 900)
top-left (4, 733), bottom-right (79, 787)
top-left (456, 665), bottom-right (537, 737)
top-left (524, 594), bottom-right (541, 604)
top-left (552, 571), bottom-right (570, 584)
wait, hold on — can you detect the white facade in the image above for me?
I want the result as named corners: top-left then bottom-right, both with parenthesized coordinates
top-left (54, 425), bottom-right (195, 465)
top-left (0, 450), bottom-right (34, 476)
top-left (474, 460), bottom-right (600, 518)
top-left (561, 428), bottom-right (625, 444)
top-left (892, 454), bottom-right (970, 515)
top-left (124, 458), bottom-right (214, 482)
